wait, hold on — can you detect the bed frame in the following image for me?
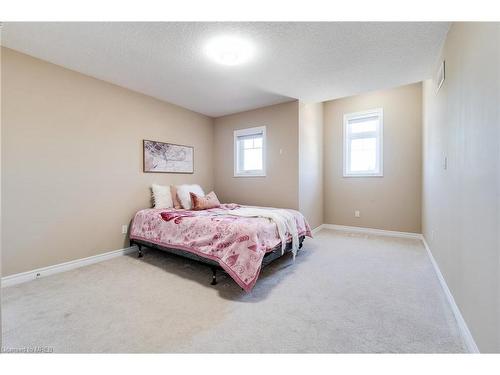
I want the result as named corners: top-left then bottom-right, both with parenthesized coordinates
top-left (129, 236), bottom-right (305, 286)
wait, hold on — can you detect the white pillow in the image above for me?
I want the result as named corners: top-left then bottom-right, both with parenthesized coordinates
top-left (176, 184), bottom-right (205, 210)
top-left (151, 184), bottom-right (173, 209)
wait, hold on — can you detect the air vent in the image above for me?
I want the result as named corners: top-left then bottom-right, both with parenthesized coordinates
top-left (436, 60), bottom-right (445, 93)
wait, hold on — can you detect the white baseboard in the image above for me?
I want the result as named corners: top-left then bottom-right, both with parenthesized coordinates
top-left (421, 237), bottom-right (480, 353)
top-left (319, 223), bottom-right (422, 240)
top-left (1, 245), bottom-right (138, 288)
top-left (311, 225), bottom-right (323, 235)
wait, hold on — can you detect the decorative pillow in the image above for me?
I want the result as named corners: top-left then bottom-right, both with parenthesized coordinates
top-left (190, 191), bottom-right (221, 210)
top-left (170, 185), bottom-right (182, 209)
top-left (176, 184), bottom-right (205, 209)
top-left (151, 184), bottom-right (173, 209)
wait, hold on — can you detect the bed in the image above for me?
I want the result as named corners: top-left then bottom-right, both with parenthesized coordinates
top-left (129, 204), bottom-right (312, 291)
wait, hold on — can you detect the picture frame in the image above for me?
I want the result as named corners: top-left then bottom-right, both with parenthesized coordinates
top-left (143, 139), bottom-right (194, 174)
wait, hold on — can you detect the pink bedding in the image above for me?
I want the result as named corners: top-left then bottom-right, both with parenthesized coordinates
top-left (129, 204), bottom-right (312, 292)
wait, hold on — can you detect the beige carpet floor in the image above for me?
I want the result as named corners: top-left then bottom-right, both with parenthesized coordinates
top-left (1, 229), bottom-right (466, 353)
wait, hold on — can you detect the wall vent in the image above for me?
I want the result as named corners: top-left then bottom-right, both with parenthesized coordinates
top-left (436, 60), bottom-right (445, 93)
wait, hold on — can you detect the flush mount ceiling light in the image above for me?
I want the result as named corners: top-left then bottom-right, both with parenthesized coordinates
top-left (205, 35), bottom-right (255, 66)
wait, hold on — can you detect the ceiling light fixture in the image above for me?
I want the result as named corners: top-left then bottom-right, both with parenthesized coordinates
top-left (205, 35), bottom-right (254, 66)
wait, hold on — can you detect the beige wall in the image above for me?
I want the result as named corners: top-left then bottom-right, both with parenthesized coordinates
top-left (422, 23), bottom-right (500, 352)
top-left (1, 48), bottom-right (214, 276)
top-left (323, 83), bottom-right (422, 233)
top-left (299, 102), bottom-right (323, 229)
top-left (214, 101), bottom-right (299, 209)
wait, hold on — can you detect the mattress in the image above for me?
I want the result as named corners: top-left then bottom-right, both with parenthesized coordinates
top-left (129, 204), bottom-right (312, 291)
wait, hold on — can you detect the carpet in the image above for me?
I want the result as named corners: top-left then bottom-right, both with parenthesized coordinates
top-left (1, 229), bottom-right (466, 353)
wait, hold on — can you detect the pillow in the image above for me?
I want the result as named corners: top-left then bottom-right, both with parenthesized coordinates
top-left (170, 185), bottom-right (182, 209)
top-left (190, 191), bottom-right (221, 210)
top-left (176, 184), bottom-right (205, 209)
top-left (151, 184), bottom-right (173, 209)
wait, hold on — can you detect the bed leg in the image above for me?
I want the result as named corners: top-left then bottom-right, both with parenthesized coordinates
top-left (137, 244), bottom-right (143, 258)
top-left (210, 266), bottom-right (217, 285)
top-left (299, 237), bottom-right (304, 249)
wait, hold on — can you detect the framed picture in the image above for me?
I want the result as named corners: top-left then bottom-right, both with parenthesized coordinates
top-left (143, 139), bottom-right (194, 174)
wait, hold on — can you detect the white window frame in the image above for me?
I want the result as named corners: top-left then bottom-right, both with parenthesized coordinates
top-left (343, 108), bottom-right (383, 177)
top-left (234, 126), bottom-right (266, 177)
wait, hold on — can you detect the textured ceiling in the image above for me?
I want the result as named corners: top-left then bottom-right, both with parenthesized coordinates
top-left (1, 22), bottom-right (449, 117)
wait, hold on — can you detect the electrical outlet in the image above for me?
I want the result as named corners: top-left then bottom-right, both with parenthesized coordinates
top-left (354, 210), bottom-right (360, 218)
top-left (122, 225), bottom-right (128, 234)
top-left (35, 272), bottom-right (41, 279)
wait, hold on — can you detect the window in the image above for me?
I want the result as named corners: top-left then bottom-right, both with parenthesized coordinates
top-left (343, 108), bottom-right (383, 177)
top-left (234, 126), bottom-right (266, 177)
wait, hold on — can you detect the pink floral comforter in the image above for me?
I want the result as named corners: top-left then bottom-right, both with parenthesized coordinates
top-left (129, 204), bottom-right (312, 291)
